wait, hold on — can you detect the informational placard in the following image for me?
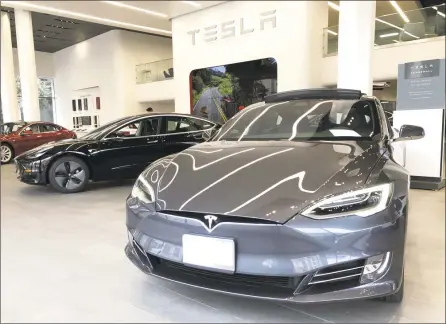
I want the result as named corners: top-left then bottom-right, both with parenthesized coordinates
top-left (394, 58), bottom-right (445, 189)
top-left (396, 59), bottom-right (445, 111)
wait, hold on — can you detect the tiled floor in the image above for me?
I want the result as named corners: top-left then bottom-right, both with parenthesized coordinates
top-left (1, 163), bottom-right (445, 323)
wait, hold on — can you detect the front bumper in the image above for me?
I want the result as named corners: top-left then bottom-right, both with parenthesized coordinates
top-left (125, 205), bottom-right (406, 303)
top-left (14, 158), bottom-right (46, 185)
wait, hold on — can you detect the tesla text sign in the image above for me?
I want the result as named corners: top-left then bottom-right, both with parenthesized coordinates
top-left (187, 10), bottom-right (276, 46)
top-left (396, 59), bottom-right (445, 111)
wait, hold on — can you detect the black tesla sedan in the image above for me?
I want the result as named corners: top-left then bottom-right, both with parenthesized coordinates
top-left (125, 89), bottom-right (424, 303)
top-left (14, 113), bottom-right (219, 193)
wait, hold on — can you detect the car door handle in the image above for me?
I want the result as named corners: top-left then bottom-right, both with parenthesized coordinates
top-left (146, 139), bottom-right (158, 144)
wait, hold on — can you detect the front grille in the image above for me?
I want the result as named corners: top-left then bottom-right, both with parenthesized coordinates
top-left (304, 259), bottom-right (365, 294)
top-left (148, 254), bottom-right (302, 298)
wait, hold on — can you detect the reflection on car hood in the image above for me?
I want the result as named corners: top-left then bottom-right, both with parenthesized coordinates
top-left (151, 141), bottom-right (385, 223)
top-left (19, 138), bottom-right (95, 156)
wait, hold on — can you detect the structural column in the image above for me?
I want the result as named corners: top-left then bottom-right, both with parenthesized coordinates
top-left (1, 12), bottom-right (20, 122)
top-left (15, 9), bottom-right (40, 121)
top-left (337, 1), bottom-right (376, 95)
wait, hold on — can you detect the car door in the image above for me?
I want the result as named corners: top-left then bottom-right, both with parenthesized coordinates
top-left (15, 124), bottom-right (46, 153)
top-left (48, 123), bottom-right (73, 141)
top-left (161, 116), bottom-right (215, 156)
top-left (92, 117), bottom-right (163, 180)
top-left (37, 123), bottom-right (64, 144)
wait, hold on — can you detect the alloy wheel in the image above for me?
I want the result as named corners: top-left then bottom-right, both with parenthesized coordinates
top-left (1, 145), bottom-right (12, 163)
top-left (54, 161), bottom-right (86, 190)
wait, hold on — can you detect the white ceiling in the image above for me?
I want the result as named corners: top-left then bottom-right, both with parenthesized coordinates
top-left (2, 1), bottom-right (226, 36)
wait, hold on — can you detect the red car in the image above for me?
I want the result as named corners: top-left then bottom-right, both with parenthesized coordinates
top-left (1, 121), bottom-right (76, 164)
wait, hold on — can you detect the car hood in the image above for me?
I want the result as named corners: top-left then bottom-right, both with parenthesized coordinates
top-left (152, 140), bottom-right (385, 223)
top-left (18, 138), bottom-right (96, 157)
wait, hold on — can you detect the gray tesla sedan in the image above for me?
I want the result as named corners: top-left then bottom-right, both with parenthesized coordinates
top-left (125, 89), bottom-right (424, 303)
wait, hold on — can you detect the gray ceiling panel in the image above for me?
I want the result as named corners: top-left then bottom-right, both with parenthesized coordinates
top-left (1, 7), bottom-right (169, 53)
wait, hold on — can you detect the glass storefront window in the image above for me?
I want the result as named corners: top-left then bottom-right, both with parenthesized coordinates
top-left (15, 77), bottom-right (56, 122)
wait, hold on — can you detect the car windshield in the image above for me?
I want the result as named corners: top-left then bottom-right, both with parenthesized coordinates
top-left (80, 116), bottom-right (136, 140)
top-left (213, 99), bottom-right (381, 142)
top-left (1, 122), bottom-right (27, 135)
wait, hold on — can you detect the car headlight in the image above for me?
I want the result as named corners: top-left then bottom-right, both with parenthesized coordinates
top-left (130, 173), bottom-right (155, 204)
top-left (301, 183), bottom-right (393, 219)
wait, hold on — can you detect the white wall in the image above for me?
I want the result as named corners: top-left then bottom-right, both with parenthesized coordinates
top-left (135, 79), bottom-right (175, 103)
top-left (171, 1), bottom-right (328, 114)
top-left (12, 48), bottom-right (54, 78)
top-left (52, 30), bottom-right (172, 128)
top-left (321, 37), bottom-right (446, 85)
top-left (138, 99), bottom-right (175, 113)
top-left (117, 31), bottom-right (173, 116)
top-left (53, 30), bottom-right (120, 127)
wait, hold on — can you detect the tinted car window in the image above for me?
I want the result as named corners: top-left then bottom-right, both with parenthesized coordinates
top-left (22, 124), bottom-right (41, 134)
top-left (188, 117), bottom-right (214, 130)
top-left (80, 116), bottom-right (136, 140)
top-left (40, 124), bottom-right (60, 132)
top-left (140, 118), bottom-right (160, 136)
top-left (110, 121), bottom-right (141, 138)
top-left (165, 116), bottom-right (198, 134)
top-left (106, 117), bottom-right (160, 138)
top-left (215, 99), bottom-right (381, 141)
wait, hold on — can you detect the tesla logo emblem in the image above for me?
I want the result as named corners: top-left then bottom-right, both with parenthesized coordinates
top-left (203, 215), bottom-right (218, 230)
top-left (187, 10), bottom-right (276, 45)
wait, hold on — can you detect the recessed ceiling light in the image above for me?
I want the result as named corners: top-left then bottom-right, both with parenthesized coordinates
top-left (389, 1), bottom-right (410, 23)
top-left (327, 1), bottom-right (340, 11)
top-left (182, 1), bottom-right (202, 7)
top-left (1, 1), bottom-right (172, 35)
top-left (101, 1), bottom-right (168, 18)
top-left (380, 32), bottom-right (399, 38)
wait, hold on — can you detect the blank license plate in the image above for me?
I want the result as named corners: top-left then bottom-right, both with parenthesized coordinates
top-left (182, 234), bottom-right (235, 273)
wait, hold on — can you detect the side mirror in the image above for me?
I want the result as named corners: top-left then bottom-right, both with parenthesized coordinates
top-left (394, 124), bottom-right (425, 142)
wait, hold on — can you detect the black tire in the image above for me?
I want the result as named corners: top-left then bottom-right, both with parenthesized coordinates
top-left (382, 270), bottom-right (404, 303)
top-left (48, 156), bottom-right (90, 193)
top-left (1, 143), bottom-right (14, 164)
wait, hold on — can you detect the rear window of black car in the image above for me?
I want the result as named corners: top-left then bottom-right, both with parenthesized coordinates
top-left (214, 99), bottom-right (381, 141)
